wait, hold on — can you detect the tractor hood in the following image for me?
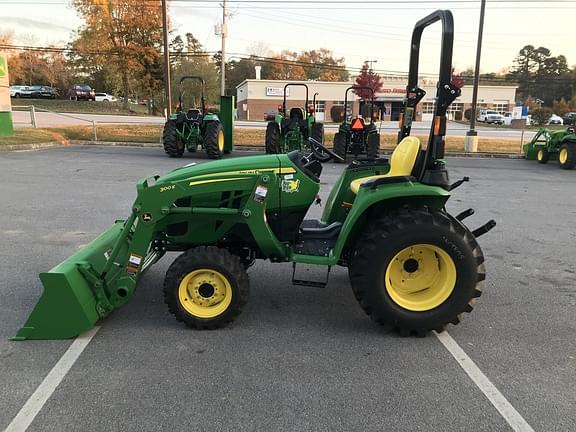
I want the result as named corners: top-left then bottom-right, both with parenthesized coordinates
top-left (157, 154), bottom-right (283, 184)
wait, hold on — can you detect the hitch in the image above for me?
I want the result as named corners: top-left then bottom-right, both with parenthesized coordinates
top-left (472, 220), bottom-right (496, 238)
top-left (449, 176), bottom-right (469, 191)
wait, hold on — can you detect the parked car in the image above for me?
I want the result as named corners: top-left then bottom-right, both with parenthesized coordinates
top-left (478, 109), bottom-right (504, 125)
top-left (94, 92), bottom-right (117, 102)
top-left (502, 112), bottom-right (513, 126)
top-left (562, 112), bottom-right (576, 126)
top-left (9, 85), bottom-right (29, 98)
top-left (547, 114), bottom-right (563, 125)
top-left (20, 85), bottom-right (58, 99)
top-left (69, 84), bottom-right (96, 101)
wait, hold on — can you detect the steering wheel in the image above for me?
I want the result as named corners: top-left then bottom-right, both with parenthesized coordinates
top-left (308, 137), bottom-right (345, 162)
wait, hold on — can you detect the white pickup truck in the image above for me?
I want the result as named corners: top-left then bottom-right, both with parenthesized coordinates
top-left (478, 109), bottom-right (504, 125)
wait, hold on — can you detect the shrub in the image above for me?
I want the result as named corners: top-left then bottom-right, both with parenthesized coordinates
top-left (331, 105), bottom-right (344, 122)
top-left (530, 107), bottom-right (553, 125)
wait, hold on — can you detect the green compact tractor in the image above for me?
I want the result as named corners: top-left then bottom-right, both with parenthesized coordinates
top-left (265, 83), bottom-right (324, 154)
top-left (163, 76), bottom-right (226, 159)
top-left (523, 126), bottom-right (576, 169)
top-left (333, 86), bottom-right (380, 162)
top-left (15, 10), bottom-right (495, 341)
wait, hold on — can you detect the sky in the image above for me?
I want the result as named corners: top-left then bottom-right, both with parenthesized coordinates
top-left (0, 0), bottom-right (574, 79)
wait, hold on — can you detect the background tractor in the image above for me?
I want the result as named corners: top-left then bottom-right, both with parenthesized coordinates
top-left (163, 76), bottom-right (226, 159)
top-left (265, 83), bottom-right (324, 154)
top-left (333, 86), bottom-right (380, 162)
top-left (15, 10), bottom-right (495, 341)
top-left (523, 126), bottom-right (576, 169)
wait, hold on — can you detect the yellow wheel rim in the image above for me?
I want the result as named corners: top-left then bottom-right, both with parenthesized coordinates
top-left (385, 244), bottom-right (456, 312)
top-left (559, 148), bottom-right (568, 164)
top-left (537, 149), bottom-right (544, 161)
top-left (178, 269), bottom-right (232, 318)
top-left (218, 130), bottom-right (225, 152)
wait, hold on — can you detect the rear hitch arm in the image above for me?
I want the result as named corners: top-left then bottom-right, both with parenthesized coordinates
top-left (449, 176), bottom-right (469, 191)
top-left (472, 220), bottom-right (497, 238)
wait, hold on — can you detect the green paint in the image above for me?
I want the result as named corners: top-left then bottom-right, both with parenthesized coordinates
top-left (0, 112), bottom-right (13, 137)
top-left (523, 127), bottom-right (576, 160)
top-left (0, 56), bottom-right (6, 77)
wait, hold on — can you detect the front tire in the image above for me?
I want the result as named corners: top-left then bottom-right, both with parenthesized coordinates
top-left (163, 120), bottom-right (184, 158)
top-left (333, 131), bottom-right (347, 163)
top-left (265, 122), bottom-right (281, 154)
top-left (349, 208), bottom-right (485, 336)
top-left (311, 122), bottom-right (324, 144)
top-left (536, 148), bottom-right (549, 164)
top-left (164, 246), bottom-right (250, 329)
top-left (558, 142), bottom-right (575, 170)
top-left (204, 121), bottom-right (224, 159)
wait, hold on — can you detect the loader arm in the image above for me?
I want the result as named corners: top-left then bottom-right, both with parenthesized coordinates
top-left (14, 172), bottom-right (288, 340)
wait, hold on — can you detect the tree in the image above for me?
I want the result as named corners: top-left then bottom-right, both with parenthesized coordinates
top-left (70, 0), bottom-right (164, 109)
top-left (297, 49), bottom-right (348, 81)
top-left (353, 63), bottom-right (383, 100)
top-left (269, 51), bottom-right (306, 80)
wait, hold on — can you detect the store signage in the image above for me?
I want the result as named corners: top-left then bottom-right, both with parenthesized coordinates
top-left (266, 87), bottom-right (289, 97)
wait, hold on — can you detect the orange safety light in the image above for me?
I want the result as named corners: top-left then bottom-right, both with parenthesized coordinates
top-left (434, 115), bottom-right (442, 135)
top-left (398, 112), bottom-right (404, 129)
top-left (351, 117), bottom-right (365, 131)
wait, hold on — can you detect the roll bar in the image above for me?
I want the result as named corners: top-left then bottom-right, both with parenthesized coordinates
top-left (344, 86), bottom-right (375, 124)
top-left (178, 76), bottom-right (206, 113)
top-left (398, 10), bottom-right (461, 187)
top-left (282, 83), bottom-right (309, 115)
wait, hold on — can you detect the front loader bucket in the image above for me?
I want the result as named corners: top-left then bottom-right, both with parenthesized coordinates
top-left (13, 221), bottom-right (126, 341)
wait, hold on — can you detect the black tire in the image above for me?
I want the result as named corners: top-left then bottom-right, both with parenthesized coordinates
top-left (558, 142), bottom-right (576, 170)
top-left (366, 133), bottom-right (380, 159)
top-left (265, 122), bottom-right (281, 154)
top-left (204, 121), bottom-right (224, 159)
top-left (163, 120), bottom-right (184, 158)
top-left (164, 246), bottom-right (250, 329)
top-left (333, 131), bottom-right (347, 163)
top-left (311, 122), bottom-right (324, 144)
top-left (349, 208), bottom-right (485, 336)
top-left (536, 147), bottom-right (549, 164)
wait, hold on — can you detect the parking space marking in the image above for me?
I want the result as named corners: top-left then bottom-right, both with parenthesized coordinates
top-left (4, 327), bottom-right (100, 432)
top-left (435, 331), bottom-right (535, 432)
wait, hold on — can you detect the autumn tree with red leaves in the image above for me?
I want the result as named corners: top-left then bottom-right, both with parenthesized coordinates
top-left (353, 63), bottom-right (383, 100)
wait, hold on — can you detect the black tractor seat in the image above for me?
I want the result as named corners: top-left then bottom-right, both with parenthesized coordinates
top-left (186, 109), bottom-right (202, 121)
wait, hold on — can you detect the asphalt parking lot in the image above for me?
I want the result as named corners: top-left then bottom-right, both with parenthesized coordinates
top-left (1, 146), bottom-right (575, 432)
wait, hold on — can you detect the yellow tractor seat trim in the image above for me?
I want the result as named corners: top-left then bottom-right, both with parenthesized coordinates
top-left (350, 136), bottom-right (421, 194)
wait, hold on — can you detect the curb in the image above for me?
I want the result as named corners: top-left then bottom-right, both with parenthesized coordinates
top-left (1, 140), bottom-right (526, 159)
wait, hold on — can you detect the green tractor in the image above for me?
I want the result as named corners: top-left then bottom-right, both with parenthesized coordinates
top-left (163, 76), bottom-right (226, 159)
top-left (265, 83), bottom-right (324, 154)
top-left (333, 86), bottom-right (380, 162)
top-left (15, 10), bottom-right (495, 341)
top-left (523, 126), bottom-right (576, 169)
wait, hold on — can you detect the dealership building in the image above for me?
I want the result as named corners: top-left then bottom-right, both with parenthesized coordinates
top-left (235, 76), bottom-right (517, 122)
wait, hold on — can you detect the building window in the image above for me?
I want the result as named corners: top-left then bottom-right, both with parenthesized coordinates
top-left (448, 103), bottom-right (464, 116)
top-left (493, 102), bottom-right (509, 114)
top-left (315, 100), bottom-right (325, 113)
top-left (422, 102), bottom-right (435, 114)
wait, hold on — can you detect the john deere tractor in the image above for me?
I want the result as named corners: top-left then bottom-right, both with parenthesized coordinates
top-left (163, 76), bottom-right (225, 159)
top-left (15, 10), bottom-right (495, 341)
top-left (523, 126), bottom-right (576, 169)
top-left (333, 86), bottom-right (380, 161)
top-left (265, 83), bottom-right (324, 154)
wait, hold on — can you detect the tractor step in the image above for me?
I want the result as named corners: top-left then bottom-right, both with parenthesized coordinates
top-left (294, 220), bottom-right (341, 256)
top-left (292, 263), bottom-right (331, 288)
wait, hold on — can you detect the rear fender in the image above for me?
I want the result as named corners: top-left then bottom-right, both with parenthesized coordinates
top-left (331, 182), bottom-right (450, 261)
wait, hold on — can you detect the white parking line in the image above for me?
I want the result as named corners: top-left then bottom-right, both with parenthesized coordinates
top-left (435, 330), bottom-right (535, 432)
top-left (4, 327), bottom-right (100, 432)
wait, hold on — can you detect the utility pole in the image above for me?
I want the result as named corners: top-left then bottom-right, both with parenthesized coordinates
top-left (465, 0), bottom-right (486, 152)
top-left (366, 59), bottom-right (377, 72)
top-left (220, 0), bottom-right (227, 96)
top-left (161, 0), bottom-right (172, 116)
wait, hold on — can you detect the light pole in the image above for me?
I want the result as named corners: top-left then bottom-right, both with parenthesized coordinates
top-left (220, 0), bottom-right (227, 96)
top-left (465, 0), bottom-right (486, 152)
top-left (161, 0), bottom-right (172, 117)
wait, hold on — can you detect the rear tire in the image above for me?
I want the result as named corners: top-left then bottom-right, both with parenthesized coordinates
top-left (366, 133), bottom-right (380, 159)
top-left (349, 208), bottom-right (485, 336)
top-left (164, 246), bottom-right (249, 329)
top-left (163, 120), bottom-right (184, 158)
top-left (204, 121), bottom-right (224, 159)
top-left (558, 142), bottom-right (575, 170)
top-left (265, 122), bottom-right (281, 154)
top-left (333, 131), bottom-right (347, 163)
top-left (311, 122), bottom-right (324, 144)
top-left (536, 148), bottom-right (549, 164)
